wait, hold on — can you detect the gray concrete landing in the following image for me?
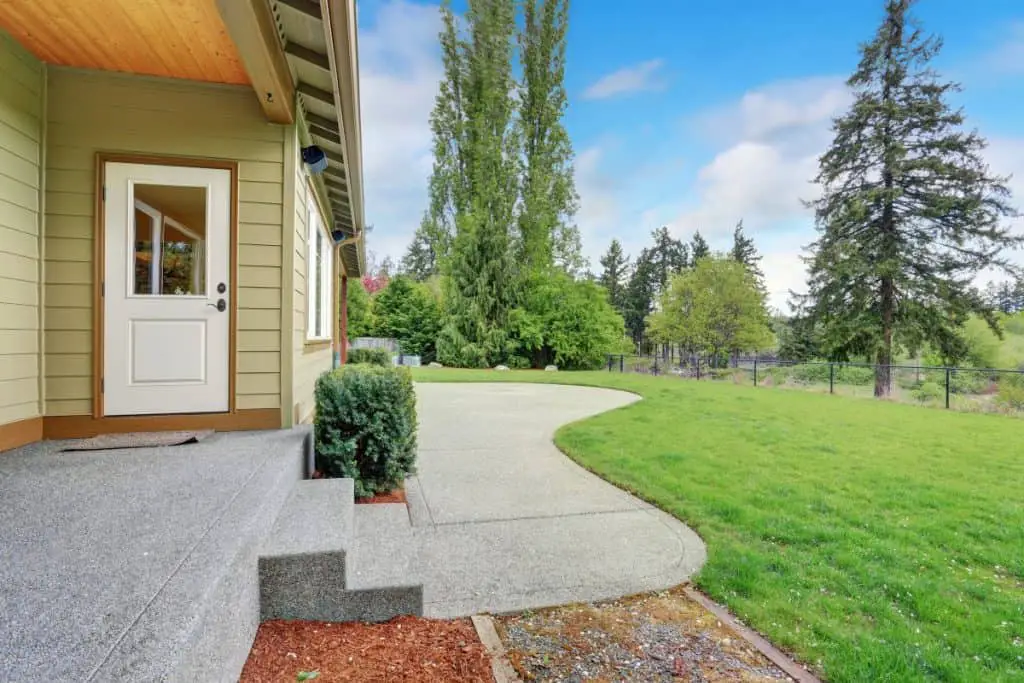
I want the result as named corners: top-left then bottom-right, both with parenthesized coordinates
top-left (349, 382), bottom-right (706, 618)
top-left (0, 429), bottom-right (308, 683)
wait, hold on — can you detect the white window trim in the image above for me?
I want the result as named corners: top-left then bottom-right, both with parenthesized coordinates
top-left (306, 191), bottom-right (333, 342)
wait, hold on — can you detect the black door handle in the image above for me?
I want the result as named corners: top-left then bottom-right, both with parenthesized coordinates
top-left (207, 299), bottom-right (227, 312)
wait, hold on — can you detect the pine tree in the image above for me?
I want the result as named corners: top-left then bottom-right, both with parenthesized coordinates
top-left (435, 0), bottom-right (520, 368)
top-left (598, 238), bottom-right (630, 314)
top-left (400, 218), bottom-right (438, 281)
top-left (623, 248), bottom-right (656, 347)
top-left (648, 227), bottom-right (688, 295)
top-left (730, 220), bottom-right (764, 285)
top-left (516, 0), bottom-right (581, 275)
top-left (803, 0), bottom-right (1019, 396)
top-left (690, 230), bottom-right (710, 262)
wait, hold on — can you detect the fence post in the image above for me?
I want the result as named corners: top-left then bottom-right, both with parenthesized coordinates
top-left (945, 368), bottom-right (951, 409)
top-left (696, 358), bottom-right (701, 381)
top-left (620, 354), bottom-right (624, 373)
top-left (829, 363), bottom-right (835, 394)
top-left (753, 358), bottom-right (758, 386)
top-left (607, 355), bottom-right (612, 372)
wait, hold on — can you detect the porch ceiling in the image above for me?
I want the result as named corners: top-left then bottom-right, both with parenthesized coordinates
top-left (0, 0), bottom-right (250, 85)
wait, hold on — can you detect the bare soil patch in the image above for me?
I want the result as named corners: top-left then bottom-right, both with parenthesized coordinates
top-left (240, 616), bottom-right (494, 682)
top-left (355, 487), bottom-right (407, 505)
top-left (496, 587), bottom-right (795, 682)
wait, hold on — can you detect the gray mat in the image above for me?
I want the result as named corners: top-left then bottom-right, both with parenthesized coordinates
top-left (61, 430), bottom-right (215, 452)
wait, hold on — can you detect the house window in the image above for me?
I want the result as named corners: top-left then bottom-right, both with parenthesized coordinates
top-left (306, 195), bottom-right (332, 341)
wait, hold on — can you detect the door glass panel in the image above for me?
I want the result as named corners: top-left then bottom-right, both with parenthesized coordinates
top-left (131, 184), bottom-right (207, 296)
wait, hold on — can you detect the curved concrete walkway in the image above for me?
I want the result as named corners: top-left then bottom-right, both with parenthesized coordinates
top-left (349, 382), bottom-right (706, 618)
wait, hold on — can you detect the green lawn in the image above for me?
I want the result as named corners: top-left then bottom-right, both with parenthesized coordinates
top-left (411, 368), bottom-right (1024, 682)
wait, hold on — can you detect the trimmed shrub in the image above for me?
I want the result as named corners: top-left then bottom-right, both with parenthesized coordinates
top-left (347, 347), bottom-right (392, 366)
top-left (314, 365), bottom-right (417, 497)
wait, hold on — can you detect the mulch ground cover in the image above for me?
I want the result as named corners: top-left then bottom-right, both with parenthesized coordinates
top-left (496, 586), bottom-right (794, 682)
top-left (240, 616), bottom-right (494, 682)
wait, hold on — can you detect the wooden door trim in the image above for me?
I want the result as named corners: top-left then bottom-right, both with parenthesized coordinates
top-left (43, 409), bottom-right (279, 440)
top-left (93, 153), bottom-right (239, 419)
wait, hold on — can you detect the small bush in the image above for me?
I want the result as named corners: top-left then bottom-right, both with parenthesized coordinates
top-left (788, 363), bottom-right (874, 386)
top-left (995, 375), bottom-right (1024, 412)
top-left (347, 348), bottom-right (392, 366)
top-left (314, 365), bottom-right (417, 497)
top-left (913, 381), bottom-right (943, 403)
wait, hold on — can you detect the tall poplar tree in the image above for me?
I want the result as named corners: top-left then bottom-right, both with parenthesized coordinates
top-left (516, 0), bottom-right (581, 275)
top-left (434, 0), bottom-right (520, 368)
top-left (803, 0), bottom-right (1018, 396)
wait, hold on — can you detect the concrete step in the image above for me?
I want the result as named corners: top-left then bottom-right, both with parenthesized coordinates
top-left (344, 503), bottom-right (424, 621)
top-left (259, 478), bottom-right (355, 621)
top-left (92, 427), bottom-right (309, 683)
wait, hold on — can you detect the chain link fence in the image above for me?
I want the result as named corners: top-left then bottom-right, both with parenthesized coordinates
top-left (605, 353), bottom-right (1024, 415)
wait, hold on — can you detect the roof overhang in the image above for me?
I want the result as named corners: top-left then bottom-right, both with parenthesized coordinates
top-left (218, 0), bottom-right (366, 276)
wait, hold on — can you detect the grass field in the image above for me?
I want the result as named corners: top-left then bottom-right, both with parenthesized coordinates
top-left (411, 368), bottom-right (1024, 682)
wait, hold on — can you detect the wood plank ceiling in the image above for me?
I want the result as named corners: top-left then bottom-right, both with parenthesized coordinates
top-left (0, 0), bottom-right (249, 84)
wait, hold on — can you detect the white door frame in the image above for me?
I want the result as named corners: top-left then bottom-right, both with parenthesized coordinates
top-left (96, 155), bottom-right (237, 419)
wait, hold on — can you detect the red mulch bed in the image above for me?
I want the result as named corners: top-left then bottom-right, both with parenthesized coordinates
top-left (355, 488), bottom-right (407, 505)
top-left (240, 616), bottom-right (494, 682)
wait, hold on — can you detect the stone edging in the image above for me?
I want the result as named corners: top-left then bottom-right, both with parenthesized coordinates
top-left (470, 615), bottom-right (522, 683)
top-left (683, 587), bottom-right (822, 683)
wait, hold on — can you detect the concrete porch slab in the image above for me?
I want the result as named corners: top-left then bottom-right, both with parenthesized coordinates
top-left (0, 428), bottom-right (307, 683)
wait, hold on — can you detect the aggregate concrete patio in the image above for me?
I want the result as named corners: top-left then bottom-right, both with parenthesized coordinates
top-left (0, 429), bottom-right (308, 682)
top-left (349, 382), bottom-right (707, 618)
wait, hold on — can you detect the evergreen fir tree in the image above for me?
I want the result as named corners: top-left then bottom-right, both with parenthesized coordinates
top-left (730, 220), bottom-right (764, 285)
top-left (803, 0), bottom-right (1018, 396)
top-left (623, 248), bottom-right (656, 346)
top-left (689, 230), bottom-right (710, 262)
top-left (400, 217), bottom-right (438, 281)
top-left (597, 238), bottom-right (630, 314)
top-left (648, 226), bottom-right (688, 295)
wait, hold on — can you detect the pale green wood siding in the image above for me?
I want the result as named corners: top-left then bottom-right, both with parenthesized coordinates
top-left (0, 31), bottom-right (43, 427)
top-left (291, 123), bottom-right (333, 424)
top-left (44, 67), bottom-right (286, 417)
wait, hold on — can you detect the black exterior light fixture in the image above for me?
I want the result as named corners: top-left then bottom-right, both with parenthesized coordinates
top-left (301, 145), bottom-right (328, 174)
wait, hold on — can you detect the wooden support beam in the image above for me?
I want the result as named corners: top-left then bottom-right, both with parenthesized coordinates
top-left (215, 0), bottom-right (294, 124)
top-left (297, 81), bottom-right (335, 106)
top-left (284, 41), bottom-right (331, 71)
top-left (278, 0), bottom-right (321, 19)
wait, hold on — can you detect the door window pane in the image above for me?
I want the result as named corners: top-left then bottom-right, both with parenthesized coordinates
top-left (132, 184), bottom-right (207, 295)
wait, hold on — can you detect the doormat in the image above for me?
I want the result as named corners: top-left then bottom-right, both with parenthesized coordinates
top-left (61, 430), bottom-right (215, 452)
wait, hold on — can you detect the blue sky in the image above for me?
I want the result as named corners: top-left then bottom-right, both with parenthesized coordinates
top-left (356, 0), bottom-right (1024, 309)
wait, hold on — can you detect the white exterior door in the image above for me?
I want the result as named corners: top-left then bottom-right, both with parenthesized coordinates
top-left (103, 162), bottom-right (231, 416)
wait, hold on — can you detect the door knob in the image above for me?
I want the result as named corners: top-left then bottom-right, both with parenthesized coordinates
top-left (208, 299), bottom-right (227, 312)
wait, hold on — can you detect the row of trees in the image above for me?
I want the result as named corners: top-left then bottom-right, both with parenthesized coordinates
top-left (596, 223), bottom-right (765, 350)
top-left (390, 0), bottom-right (624, 369)
top-left (983, 279), bottom-right (1024, 315)
top-left (373, 0), bottom-right (1019, 388)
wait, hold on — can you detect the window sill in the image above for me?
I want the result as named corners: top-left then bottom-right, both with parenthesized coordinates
top-left (304, 339), bottom-right (333, 354)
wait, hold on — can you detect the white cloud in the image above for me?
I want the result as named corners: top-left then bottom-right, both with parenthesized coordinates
top-left (358, 0), bottom-right (442, 260)
top-left (582, 59), bottom-right (667, 100)
top-left (660, 77), bottom-right (853, 309)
